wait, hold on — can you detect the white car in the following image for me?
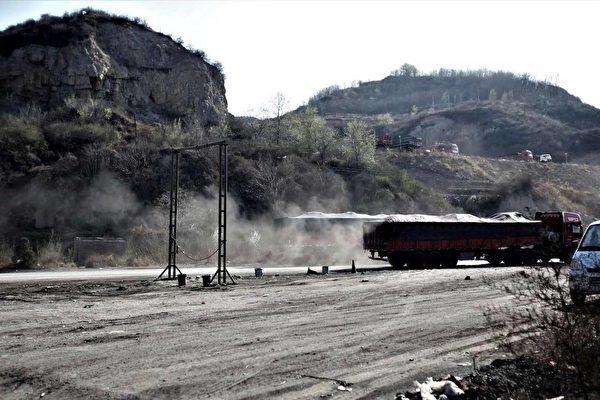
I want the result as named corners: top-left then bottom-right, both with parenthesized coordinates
top-left (540, 154), bottom-right (552, 162)
top-left (569, 221), bottom-right (600, 305)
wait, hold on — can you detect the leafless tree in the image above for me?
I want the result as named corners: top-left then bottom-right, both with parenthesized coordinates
top-left (271, 92), bottom-right (289, 145)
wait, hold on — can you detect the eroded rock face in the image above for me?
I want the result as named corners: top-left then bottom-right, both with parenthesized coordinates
top-left (0, 11), bottom-right (227, 125)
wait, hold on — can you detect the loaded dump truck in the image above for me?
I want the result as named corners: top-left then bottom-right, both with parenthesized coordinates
top-left (363, 211), bottom-right (582, 268)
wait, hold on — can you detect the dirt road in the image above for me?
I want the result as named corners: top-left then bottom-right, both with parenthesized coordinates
top-left (0, 266), bottom-right (521, 399)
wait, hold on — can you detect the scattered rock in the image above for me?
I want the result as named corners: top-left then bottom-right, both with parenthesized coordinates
top-left (464, 276), bottom-right (471, 280)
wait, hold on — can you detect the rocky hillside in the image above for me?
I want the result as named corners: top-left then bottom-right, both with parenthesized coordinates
top-left (309, 69), bottom-right (600, 163)
top-left (0, 9), bottom-right (227, 125)
top-left (386, 151), bottom-right (600, 223)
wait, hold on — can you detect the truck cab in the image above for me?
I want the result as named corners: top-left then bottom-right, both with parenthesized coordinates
top-left (569, 221), bottom-right (600, 305)
top-left (535, 211), bottom-right (583, 261)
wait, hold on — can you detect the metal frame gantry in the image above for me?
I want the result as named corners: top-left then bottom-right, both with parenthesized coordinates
top-left (155, 140), bottom-right (235, 285)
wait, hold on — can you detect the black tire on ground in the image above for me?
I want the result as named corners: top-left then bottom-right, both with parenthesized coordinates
top-left (570, 290), bottom-right (586, 306)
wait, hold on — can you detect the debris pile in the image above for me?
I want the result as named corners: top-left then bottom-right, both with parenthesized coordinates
top-left (398, 376), bottom-right (466, 400)
top-left (397, 357), bottom-right (583, 400)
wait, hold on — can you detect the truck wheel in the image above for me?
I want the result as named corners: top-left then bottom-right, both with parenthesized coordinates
top-left (405, 255), bottom-right (422, 270)
top-left (504, 255), bottom-right (522, 267)
top-left (388, 254), bottom-right (406, 270)
top-left (570, 290), bottom-right (586, 306)
top-left (441, 255), bottom-right (458, 268)
top-left (486, 255), bottom-right (501, 267)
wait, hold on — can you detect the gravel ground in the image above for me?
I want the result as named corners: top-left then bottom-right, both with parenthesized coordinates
top-left (0, 266), bottom-right (523, 399)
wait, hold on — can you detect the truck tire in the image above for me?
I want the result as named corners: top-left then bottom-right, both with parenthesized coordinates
top-left (504, 254), bottom-right (523, 267)
top-left (486, 255), bottom-right (501, 267)
top-left (441, 254), bottom-right (459, 268)
top-left (570, 290), bottom-right (586, 306)
top-left (388, 254), bottom-right (406, 270)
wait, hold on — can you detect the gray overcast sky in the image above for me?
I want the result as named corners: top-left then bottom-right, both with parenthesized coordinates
top-left (1, 0), bottom-right (599, 116)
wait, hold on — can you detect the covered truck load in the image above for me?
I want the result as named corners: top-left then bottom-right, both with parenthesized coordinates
top-left (364, 212), bottom-right (582, 268)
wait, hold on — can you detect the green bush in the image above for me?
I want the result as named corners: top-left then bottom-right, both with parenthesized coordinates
top-left (0, 116), bottom-right (45, 147)
top-left (45, 122), bottom-right (118, 150)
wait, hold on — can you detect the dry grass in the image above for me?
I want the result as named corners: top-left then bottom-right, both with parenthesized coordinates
top-left (36, 236), bottom-right (75, 268)
top-left (0, 240), bottom-right (13, 270)
top-left (85, 254), bottom-right (120, 268)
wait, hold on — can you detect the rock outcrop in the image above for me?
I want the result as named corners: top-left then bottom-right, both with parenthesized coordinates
top-left (0, 9), bottom-right (227, 125)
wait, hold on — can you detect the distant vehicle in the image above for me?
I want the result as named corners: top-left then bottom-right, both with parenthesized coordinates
top-left (569, 220), bottom-right (600, 305)
top-left (517, 149), bottom-right (534, 161)
top-left (539, 153), bottom-right (552, 163)
top-left (377, 134), bottom-right (422, 150)
top-left (363, 210), bottom-right (583, 269)
top-left (432, 142), bottom-right (459, 155)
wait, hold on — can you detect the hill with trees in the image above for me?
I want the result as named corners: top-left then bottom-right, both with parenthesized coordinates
top-left (307, 64), bottom-right (600, 163)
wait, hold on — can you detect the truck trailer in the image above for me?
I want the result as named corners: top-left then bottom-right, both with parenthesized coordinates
top-left (363, 211), bottom-right (582, 268)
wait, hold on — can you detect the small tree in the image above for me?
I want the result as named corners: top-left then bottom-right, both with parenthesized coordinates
top-left (391, 63), bottom-right (419, 77)
top-left (441, 91), bottom-right (451, 108)
top-left (488, 88), bottom-right (498, 102)
top-left (289, 106), bottom-right (339, 162)
top-left (344, 120), bottom-right (376, 167)
top-left (271, 92), bottom-right (289, 145)
top-left (314, 126), bottom-right (339, 165)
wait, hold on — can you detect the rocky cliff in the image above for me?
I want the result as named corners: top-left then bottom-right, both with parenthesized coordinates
top-left (0, 9), bottom-right (227, 125)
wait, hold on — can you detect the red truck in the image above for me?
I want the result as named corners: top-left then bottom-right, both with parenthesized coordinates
top-left (363, 211), bottom-right (582, 268)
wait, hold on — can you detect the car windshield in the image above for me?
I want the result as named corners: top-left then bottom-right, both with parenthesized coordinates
top-left (580, 226), bottom-right (600, 250)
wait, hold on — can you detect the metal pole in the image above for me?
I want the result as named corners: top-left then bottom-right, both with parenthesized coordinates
top-left (156, 151), bottom-right (182, 281)
top-left (167, 152), bottom-right (175, 278)
top-left (222, 143), bottom-right (228, 284)
top-left (218, 145), bottom-right (223, 285)
top-left (172, 151), bottom-right (180, 278)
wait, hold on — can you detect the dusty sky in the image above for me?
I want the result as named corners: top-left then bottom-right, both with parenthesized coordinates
top-left (1, 0), bottom-right (599, 116)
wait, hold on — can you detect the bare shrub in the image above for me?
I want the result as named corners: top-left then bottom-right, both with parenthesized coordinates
top-left (487, 264), bottom-right (600, 397)
top-left (126, 225), bottom-right (166, 265)
top-left (37, 235), bottom-right (67, 267)
top-left (63, 96), bottom-right (113, 123)
top-left (18, 103), bottom-right (47, 126)
top-left (0, 240), bottom-right (13, 269)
